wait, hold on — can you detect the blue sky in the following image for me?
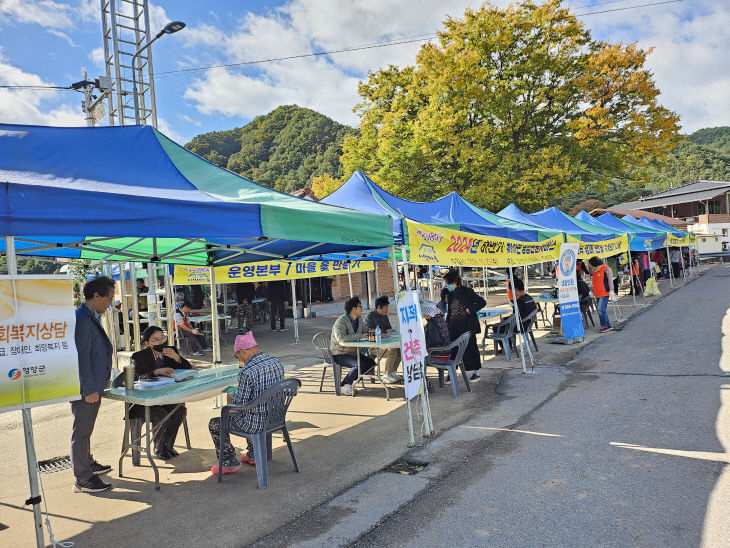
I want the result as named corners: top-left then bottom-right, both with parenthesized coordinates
top-left (0, 0), bottom-right (727, 145)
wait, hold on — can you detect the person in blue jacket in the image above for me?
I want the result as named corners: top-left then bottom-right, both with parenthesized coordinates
top-left (72, 276), bottom-right (115, 493)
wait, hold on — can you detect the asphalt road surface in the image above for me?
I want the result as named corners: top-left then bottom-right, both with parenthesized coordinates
top-left (351, 266), bottom-right (730, 547)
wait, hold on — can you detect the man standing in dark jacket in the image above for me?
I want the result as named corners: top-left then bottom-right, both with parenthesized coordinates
top-left (267, 280), bottom-right (290, 332)
top-left (72, 276), bottom-right (115, 493)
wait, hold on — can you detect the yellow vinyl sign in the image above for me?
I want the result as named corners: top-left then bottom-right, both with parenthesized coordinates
top-left (174, 259), bottom-right (375, 285)
top-left (406, 220), bottom-right (561, 267)
top-left (666, 233), bottom-right (690, 247)
top-left (566, 234), bottom-right (629, 259)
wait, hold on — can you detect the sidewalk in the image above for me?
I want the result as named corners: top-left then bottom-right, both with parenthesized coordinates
top-left (0, 269), bottom-right (702, 547)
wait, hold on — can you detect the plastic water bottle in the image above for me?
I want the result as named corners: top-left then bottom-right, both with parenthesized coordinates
top-left (375, 325), bottom-right (381, 343)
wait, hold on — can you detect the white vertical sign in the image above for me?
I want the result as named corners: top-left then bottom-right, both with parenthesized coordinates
top-left (396, 290), bottom-right (427, 401)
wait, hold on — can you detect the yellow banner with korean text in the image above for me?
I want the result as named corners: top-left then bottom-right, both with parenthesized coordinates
top-left (406, 220), bottom-right (561, 267)
top-left (666, 233), bottom-right (690, 247)
top-left (0, 276), bottom-right (79, 412)
top-left (174, 259), bottom-right (375, 285)
top-left (566, 234), bottom-right (629, 259)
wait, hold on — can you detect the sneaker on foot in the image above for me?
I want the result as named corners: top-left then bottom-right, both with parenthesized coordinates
top-left (599, 326), bottom-right (609, 332)
top-left (73, 475), bottom-right (111, 493)
top-left (202, 347), bottom-right (213, 352)
top-left (193, 350), bottom-right (204, 356)
top-left (381, 373), bottom-right (399, 384)
top-left (270, 328), bottom-right (278, 332)
top-left (279, 327), bottom-right (288, 332)
top-left (239, 454), bottom-right (256, 466)
top-left (426, 379), bottom-right (435, 394)
top-left (210, 463), bottom-right (242, 475)
top-left (444, 375), bottom-right (451, 384)
top-left (340, 384), bottom-right (354, 396)
top-left (388, 373), bottom-right (403, 382)
top-left (90, 461), bottom-right (112, 475)
top-left (470, 372), bottom-right (481, 381)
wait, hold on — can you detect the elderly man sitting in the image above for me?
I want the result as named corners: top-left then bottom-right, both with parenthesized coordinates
top-left (330, 296), bottom-right (377, 396)
top-left (209, 332), bottom-right (284, 475)
top-left (364, 295), bottom-right (401, 383)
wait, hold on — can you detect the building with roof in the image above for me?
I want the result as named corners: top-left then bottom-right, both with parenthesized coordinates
top-left (609, 180), bottom-right (730, 251)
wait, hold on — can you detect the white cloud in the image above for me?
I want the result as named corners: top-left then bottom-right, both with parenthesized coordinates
top-left (156, 116), bottom-right (188, 145)
top-left (181, 114), bottom-right (201, 127)
top-left (89, 47), bottom-right (105, 69)
top-left (573, 0), bottom-right (730, 133)
top-left (0, 51), bottom-right (82, 125)
top-left (181, 1), bottom-right (483, 125)
top-left (0, 0), bottom-right (74, 28)
top-left (47, 28), bottom-right (79, 48)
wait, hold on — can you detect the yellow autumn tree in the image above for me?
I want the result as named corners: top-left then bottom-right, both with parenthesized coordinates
top-left (338, 0), bottom-right (680, 211)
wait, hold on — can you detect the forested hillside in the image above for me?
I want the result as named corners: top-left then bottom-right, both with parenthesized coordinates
top-left (558, 126), bottom-right (730, 213)
top-left (185, 105), bottom-right (355, 192)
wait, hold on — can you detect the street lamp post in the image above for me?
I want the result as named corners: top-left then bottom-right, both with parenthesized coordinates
top-left (132, 21), bottom-right (185, 125)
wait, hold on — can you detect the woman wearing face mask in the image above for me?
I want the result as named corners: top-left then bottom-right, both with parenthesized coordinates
top-left (129, 326), bottom-right (192, 459)
top-left (443, 269), bottom-right (486, 380)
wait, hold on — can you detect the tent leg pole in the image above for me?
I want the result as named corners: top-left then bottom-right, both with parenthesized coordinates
top-left (366, 270), bottom-right (373, 310)
top-left (390, 246), bottom-right (399, 295)
top-left (483, 267), bottom-right (488, 304)
top-left (508, 266), bottom-right (528, 374)
top-left (375, 262), bottom-right (381, 297)
top-left (428, 267), bottom-right (434, 301)
top-left (147, 262), bottom-right (158, 326)
top-left (666, 245), bottom-right (674, 288)
top-left (210, 266), bottom-right (220, 363)
top-left (6, 237), bottom-right (45, 548)
top-left (401, 245), bottom-right (409, 290)
top-left (523, 265), bottom-right (528, 293)
top-left (291, 279), bottom-right (299, 344)
top-left (131, 262), bottom-right (140, 351)
top-left (164, 266), bottom-right (175, 348)
top-left (347, 264), bottom-right (354, 298)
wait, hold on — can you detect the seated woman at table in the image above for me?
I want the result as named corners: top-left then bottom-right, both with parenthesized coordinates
top-left (422, 303), bottom-right (449, 393)
top-left (330, 296), bottom-right (377, 396)
top-left (130, 326), bottom-right (192, 460)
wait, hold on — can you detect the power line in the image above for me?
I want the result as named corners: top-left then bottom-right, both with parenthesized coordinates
top-left (0, 85), bottom-right (78, 91)
top-left (153, 0), bottom-right (685, 79)
top-left (0, 0), bottom-right (686, 91)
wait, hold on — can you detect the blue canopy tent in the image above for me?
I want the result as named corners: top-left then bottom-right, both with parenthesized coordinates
top-left (575, 211), bottom-right (666, 251)
top-left (499, 204), bottom-right (618, 242)
top-left (0, 124), bottom-right (394, 266)
top-left (623, 215), bottom-right (685, 238)
top-left (323, 171), bottom-right (547, 243)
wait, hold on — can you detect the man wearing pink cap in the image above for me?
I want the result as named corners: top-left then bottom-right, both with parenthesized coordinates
top-left (208, 331), bottom-right (284, 475)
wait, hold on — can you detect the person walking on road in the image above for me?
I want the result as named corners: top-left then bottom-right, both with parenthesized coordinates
top-left (267, 280), bottom-right (289, 332)
top-left (71, 276), bottom-right (115, 493)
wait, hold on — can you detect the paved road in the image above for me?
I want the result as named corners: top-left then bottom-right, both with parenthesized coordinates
top-left (349, 266), bottom-right (730, 547)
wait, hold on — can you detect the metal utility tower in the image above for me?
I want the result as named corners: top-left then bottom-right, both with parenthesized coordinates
top-left (99, 0), bottom-right (158, 127)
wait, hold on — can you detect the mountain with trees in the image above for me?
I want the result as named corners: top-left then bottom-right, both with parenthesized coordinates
top-left (556, 126), bottom-right (730, 213)
top-left (185, 105), bottom-right (355, 192)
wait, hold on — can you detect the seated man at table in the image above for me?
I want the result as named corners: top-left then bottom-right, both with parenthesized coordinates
top-left (330, 297), bottom-right (377, 396)
top-left (492, 277), bottom-right (536, 353)
top-left (209, 332), bottom-right (284, 475)
top-left (364, 295), bottom-right (402, 383)
top-left (130, 326), bottom-right (192, 459)
top-left (174, 301), bottom-right (211, 356)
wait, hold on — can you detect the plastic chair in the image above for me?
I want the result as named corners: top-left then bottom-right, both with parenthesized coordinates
top-left (111, 372), bottom-right (191, 465)
top-left (424, 331), bottom-right (472, 398)
top-left (312, 332), bottom-right (339, 395)
top-left (484, 315), bottom-right (517, 361)
top-left (579, 296), bottom-right (595, 328)
top-left (217, 378), bottom-right (302, 489)
top-left (175, 328), bottom-right (191, 355)
top-left (515, 309), bottom-right (539, 352)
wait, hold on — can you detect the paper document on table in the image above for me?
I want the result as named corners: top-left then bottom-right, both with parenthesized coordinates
top-left (134, 377), bottom-right (176, 389)
top-left (172, 369), bottom-right (197, 381)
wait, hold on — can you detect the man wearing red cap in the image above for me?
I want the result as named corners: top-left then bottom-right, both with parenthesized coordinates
top-left (208, 331), bottom-right (284, 475)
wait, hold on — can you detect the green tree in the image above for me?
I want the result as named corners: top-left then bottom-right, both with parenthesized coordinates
top-left (185, 105), bottom-right (356, 192)
top-left (339, 0), bottom-right (680, 211)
